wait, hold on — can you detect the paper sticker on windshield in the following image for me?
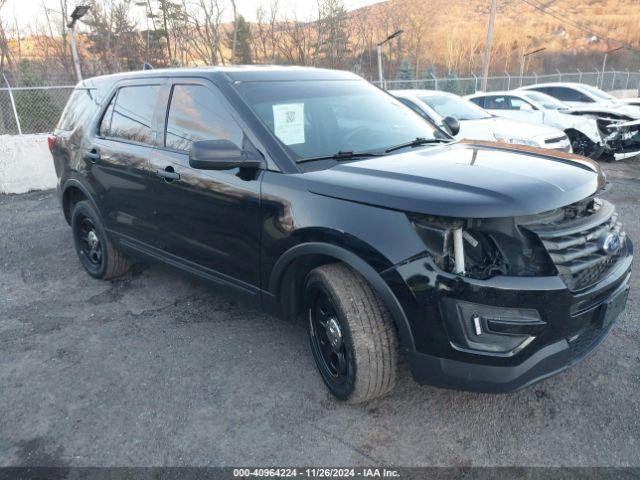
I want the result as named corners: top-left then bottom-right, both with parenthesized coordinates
top-left (273, 103), bottom-right (305, 145)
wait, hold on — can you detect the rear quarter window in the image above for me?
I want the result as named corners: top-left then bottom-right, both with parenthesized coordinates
top-left (57, 88), bottom-right (100, 131)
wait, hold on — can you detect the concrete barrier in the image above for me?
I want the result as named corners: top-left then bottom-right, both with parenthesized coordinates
top-left (0, 134), bottom-right (57, 194)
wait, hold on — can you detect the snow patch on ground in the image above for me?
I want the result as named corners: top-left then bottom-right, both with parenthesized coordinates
top-left (0, 134), bottom-right (57, 194)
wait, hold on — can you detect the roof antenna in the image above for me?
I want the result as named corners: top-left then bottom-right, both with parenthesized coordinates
top-left (143, 62), bottom-right (154, 70)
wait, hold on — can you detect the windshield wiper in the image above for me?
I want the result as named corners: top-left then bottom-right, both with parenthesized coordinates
top-left (298, 150), bottom-right (384, 163)
top-left (384, 137), bottom-right (450, 153)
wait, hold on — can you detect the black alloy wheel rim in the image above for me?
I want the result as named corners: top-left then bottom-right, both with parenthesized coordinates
top-left (77, 217), bottom-right (103, 269)
top-left (309, 290), bottom-right (349, 383)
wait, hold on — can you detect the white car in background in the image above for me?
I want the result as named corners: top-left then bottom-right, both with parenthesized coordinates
top-left (391, 89), bottom-right (572, 153)
top-left (519, 82), bottom-right (640, 115)
top-left (518, 83), bottom-right (640, 159)
top-left (466, 90), bottom-right (603, 159)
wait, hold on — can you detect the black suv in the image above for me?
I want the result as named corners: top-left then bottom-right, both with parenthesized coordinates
top-left (50, 67), bottom-right (632, 402)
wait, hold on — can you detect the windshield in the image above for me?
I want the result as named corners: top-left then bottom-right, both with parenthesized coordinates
top-left (418, 94), bottom-right (491, 120)
top-left (235, 80), bottom-right (448, 161)
top-left (580, 84), bottom-right (617, 101)
top-left (521, 91), bottom-right (568, 110)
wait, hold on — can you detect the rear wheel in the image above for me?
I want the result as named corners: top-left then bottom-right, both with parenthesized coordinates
top-left (71, 201), bottom-right (130, 280)
top-left (305, 263), bottom-right (398, 403)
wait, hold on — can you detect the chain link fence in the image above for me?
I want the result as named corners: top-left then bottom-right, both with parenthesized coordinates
top-left (1, 70), bottom-right (639, 135)
top-left (375, 70), bottom-right (640, 96)
top-left (0, 85), bottom-right (74, 135)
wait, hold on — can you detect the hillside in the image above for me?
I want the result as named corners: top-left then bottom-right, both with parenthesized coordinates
top-left (347, 0), bottom-right (640, 78)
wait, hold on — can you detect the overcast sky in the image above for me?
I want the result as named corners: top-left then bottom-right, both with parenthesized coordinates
top-left (4, 0), bottom-right (385, 31)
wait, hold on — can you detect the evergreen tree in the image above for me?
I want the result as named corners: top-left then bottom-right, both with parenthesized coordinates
top-left (443, 69), bottom-right (461, 94)
top-left (420, 65), bottom-right (437, 90)
top-left (396, 57), bottom-right (415, 88)
top-left (228, 15), bottom-right (253, 64)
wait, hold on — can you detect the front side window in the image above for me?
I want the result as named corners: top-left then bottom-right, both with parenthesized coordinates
top-left (548, 87), bottom-right (594, 103)
top-left (420, 94), bottom-right (491, 119)
top-left (103, 85), bottom-right (160, 144)
top-left (235, 80), bottom-right (448, 161)
top-left (165, 84), bottom-right (244, 152)
top-left (477, 96), bottom-right (506, 110)
top-left (506, 97), bottom-right (535, 110)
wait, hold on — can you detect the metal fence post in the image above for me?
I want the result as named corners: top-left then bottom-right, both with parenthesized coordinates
top-left (505, 71), bottom-right (511, 90)
top-left (625, 69), bottom-right (630, 90)
top-left (610, 70), bottom-right (616, 91)
top-left (472, 73), bottom-right (478, 92)
top-left (533, 72), bottom-right (538, 84)
top-left (577, 68), bottom-right (582, 83)
top-left (1, 72), bottom-right (22, 135)
top-left (430, 72), bottom-right (438, 91)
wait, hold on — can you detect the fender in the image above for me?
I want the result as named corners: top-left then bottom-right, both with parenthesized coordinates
top-left (61, 177), bottom-right (105, 225)
top-left (269, 242), bottom-right (416, 352)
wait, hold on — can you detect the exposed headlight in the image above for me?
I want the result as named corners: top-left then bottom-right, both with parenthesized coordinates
top-left (493, 133), bottom-right (541, 147)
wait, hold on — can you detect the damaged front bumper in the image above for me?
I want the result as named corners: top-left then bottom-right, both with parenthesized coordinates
top-left (383, 238), bottom-right (633, 393)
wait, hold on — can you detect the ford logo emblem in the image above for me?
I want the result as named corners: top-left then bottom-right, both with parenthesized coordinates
top-left (601, 232), bottom-right (622, 255)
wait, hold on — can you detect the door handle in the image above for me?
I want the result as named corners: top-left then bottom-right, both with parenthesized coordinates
top-left (84, 148), bottom-right (101, 163)
top-left (156, 166), bottom-right (180, 182)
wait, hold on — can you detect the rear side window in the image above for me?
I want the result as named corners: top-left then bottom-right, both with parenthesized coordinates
top-left (164, 84), bottom-right (243, 152)
top-left (57, 88), bottom-right (100, 131)
top-left (100, 85), bottom-right (160, 144)
top-left (468, 97), bottom-right (485, 108)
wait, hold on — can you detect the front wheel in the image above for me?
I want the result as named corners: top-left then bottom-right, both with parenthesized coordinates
top-left (305, 263), bottom-right (398, 403)
top-left (567, 130), bottom-right (601, 160)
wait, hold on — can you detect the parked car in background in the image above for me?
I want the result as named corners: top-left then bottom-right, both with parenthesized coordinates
top-left (518, 83), bottom-right (640, 159)
top-left (391, 89), bottom-right (572, 152)
top-left (466, 90), bottom-right (603, 159)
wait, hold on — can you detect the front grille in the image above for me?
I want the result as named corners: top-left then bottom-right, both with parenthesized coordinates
top-left (545, 135), bottom-right (568, 144)
top-left (525, 199), bottom-right (626, 291)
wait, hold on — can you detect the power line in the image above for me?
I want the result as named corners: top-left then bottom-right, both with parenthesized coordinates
top-left (518, 0), bottom-right (639, 51)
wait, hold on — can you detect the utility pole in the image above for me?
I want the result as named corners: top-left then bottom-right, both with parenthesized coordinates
top-left (376, 30), bottom-right (404, 89)
top-left (67, 6), bottom-right (90, 83)
top-left (480, 0), bottom-right (497, 92)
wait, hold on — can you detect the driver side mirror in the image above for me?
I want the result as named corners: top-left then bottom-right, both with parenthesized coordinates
top-left (189, 139), bottom-right (264, 171)
top-left (519, 103), bottom-right (534, 112)
top-left (442, 116), bottom-right (460, 136)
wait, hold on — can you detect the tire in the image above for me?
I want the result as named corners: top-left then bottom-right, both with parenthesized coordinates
top-left (304, 263), bottom-right (398, 403)
top-left (567, 130), bottom-right (599, 159)
top-left (71, 200), bottom-right (130, 280)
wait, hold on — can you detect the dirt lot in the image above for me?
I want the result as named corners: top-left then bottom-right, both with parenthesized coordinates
top-left (1, 159), bottom-right (639, 468)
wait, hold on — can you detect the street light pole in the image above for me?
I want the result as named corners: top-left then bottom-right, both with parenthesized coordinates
top-left (519, 47), bottom-right (546, 87)
top-left (67, 6), bottom-right (90, 83)
top-left (376, 30), bottom-right (404, 89)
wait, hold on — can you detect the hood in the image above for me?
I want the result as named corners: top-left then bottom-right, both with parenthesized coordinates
top-left (303, 141), bottom-right (605, 218)
top-left (458, 116), bottom-right (564, 142)
top-left (565, 104), bottom-right (640, 120)
top-left (566, 102), bottom-right (640, 119)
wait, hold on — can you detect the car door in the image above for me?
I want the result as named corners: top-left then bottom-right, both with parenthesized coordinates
top-left (148, 79), bottom-right (263, 291)
top-left (89, 80), bottom-right (164, 246)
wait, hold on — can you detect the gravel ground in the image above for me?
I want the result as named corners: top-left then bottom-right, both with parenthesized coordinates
top-left (0, 159), bottom-right (639, 468)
